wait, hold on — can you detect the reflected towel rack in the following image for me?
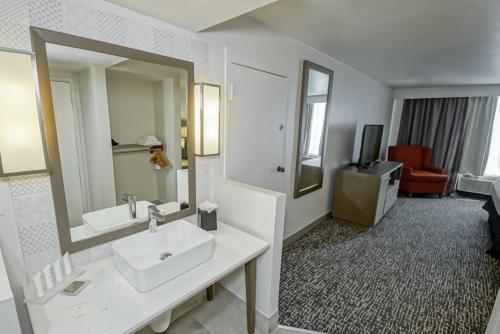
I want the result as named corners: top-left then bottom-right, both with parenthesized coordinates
top-left (112, 144), bottom-right (163, 154)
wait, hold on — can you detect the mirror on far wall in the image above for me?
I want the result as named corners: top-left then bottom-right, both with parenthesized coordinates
top-left (31, 28), bottom-right (195, 253)
top-left (294, 60), bottom-right (334, 198)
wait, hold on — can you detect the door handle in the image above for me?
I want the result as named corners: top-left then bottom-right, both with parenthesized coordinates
top-left (276, 166), bottom-right (285, 173)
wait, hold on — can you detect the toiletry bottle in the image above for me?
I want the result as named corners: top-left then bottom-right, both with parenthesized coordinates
top-left (32, 272), bottom-right (45, 298)
top-left (62, 252), bottom-right (73, 275)
top-left (53, 259), bottom-right (63, 283)
top-left (43, 265), bottom-right (54, 290)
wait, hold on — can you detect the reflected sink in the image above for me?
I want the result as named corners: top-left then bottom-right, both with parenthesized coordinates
top-left (112, 220), bottom-right (214, 292)
top-left (82, 201), bottom-right (153, 235)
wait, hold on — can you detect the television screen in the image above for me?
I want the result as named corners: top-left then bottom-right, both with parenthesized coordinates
top-left (358, 125), bottom-right (384, 167)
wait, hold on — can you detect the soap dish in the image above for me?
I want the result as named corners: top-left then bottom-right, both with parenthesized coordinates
top-left (23, 267), bottom-right (86, 305)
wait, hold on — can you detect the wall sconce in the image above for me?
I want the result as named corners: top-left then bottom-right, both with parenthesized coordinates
top-left (194, 83), bottom-right (220, 157)
top-left (0, 49), bottom-right (47, 177)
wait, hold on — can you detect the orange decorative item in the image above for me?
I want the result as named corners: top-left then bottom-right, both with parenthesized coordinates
top-left (388, 145), bottom-right (449, 197)
top-left (150, 151), bottom-right (170, 170)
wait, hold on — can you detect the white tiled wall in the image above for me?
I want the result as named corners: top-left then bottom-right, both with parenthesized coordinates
top-left (0, 0), bottom-right (211, 280)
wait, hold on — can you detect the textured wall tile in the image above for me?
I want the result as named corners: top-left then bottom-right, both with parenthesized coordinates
top-left (0, 0), bottom-right (28, 24)
top-left (126, 20), bottom-right (152, 52)
top-left (18, 221), bottom-right (58, 256)
top-left (24, 247), bottom-right (60, 278)
top-left (28, 0), bottom-right (63, 30)
top-left (174, 35), bottom-right (191, 61)
top-left (190, 39), bottom-right (209, 66)
top-left (152, 27), bottom-right (176, 57)
top-left (62, 0), bottom-right (97, 39)
top-left (8, 174), bottom-right (51, 197)
top-left (97, 10), bottom-right (126, 46)
top-left (12, 192), bottom-right (55, 228)
top-left (0, 20), bottom-right (30, 50)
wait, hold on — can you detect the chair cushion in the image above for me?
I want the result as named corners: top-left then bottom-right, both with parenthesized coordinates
top-left (406, 170), bottom-right (449, 182)
top-left (389, 146), bottom-right (424, 170)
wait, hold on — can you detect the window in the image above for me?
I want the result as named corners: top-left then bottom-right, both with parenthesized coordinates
top-left (306, 102), bottom-right (326, 157)
top-left (485, 99), bottom-right (500, 176)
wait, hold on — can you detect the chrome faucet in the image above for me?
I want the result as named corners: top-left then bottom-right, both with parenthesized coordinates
top-left (122, 193), bottom-right (137, 219)
top-left (148, 205), bottom-right (167, 233)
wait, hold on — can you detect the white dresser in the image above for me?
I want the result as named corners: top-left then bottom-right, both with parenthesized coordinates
top-left (0, 248), bottom-right (21, 334)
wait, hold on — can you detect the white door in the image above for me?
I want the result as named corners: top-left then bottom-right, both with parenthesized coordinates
top-left (226, 63), bottom-right (288, 192)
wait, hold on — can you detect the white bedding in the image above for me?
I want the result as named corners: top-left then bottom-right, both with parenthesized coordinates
top-left (493, 180), bottom-right (500, 216)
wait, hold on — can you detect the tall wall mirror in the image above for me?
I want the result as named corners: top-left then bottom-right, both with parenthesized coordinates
top-left (31, 28), bottom-right (196, 253)
top-left (294, 60), bottom-right (334, 198)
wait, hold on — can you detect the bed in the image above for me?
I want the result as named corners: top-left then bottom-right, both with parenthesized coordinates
top-left (484, 180), bottom-right (500, 259)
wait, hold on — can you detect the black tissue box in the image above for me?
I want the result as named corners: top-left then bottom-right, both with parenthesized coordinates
top-left (199, 209), bottom-right (217, 231)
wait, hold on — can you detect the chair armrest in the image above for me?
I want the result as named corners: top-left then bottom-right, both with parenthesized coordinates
top-left (402, 166), bottom-right (413, 178)
top-left (424, 166), bottom-right (445, 174)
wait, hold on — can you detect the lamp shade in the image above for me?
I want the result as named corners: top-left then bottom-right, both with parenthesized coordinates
top-left (195, 83), bottom-right (220, 156)
top-left (0, 50), bottom-right (46, 176)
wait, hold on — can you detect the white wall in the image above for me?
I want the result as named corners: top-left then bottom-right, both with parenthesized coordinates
top-left (393, 85), bottom-right (500, 100)
top-left (202, 17), bottom-right (393, 238)
top-left (215, 180), bottom-right (285, 322)
top-left (78, 66), bottom-right (116, 211)
top-left (107, 71), bottom-right (160, 202)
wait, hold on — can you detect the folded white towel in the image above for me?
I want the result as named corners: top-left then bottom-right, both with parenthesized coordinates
top-left (138, 136), bottom-right (161, 146)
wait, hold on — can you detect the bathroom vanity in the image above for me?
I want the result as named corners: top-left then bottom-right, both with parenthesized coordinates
top-left (26, 222), bottom-right (268, 334)
top-left (24, 27), bottom-right (276, 334)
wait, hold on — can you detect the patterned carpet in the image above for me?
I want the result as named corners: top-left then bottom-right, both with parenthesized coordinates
top-left (279, 197), bottom-right (500, 334)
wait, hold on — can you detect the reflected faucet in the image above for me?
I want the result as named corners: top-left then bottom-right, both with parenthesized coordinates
top-left (122, 193), bottom-right (137, 219)
top-left (148, 205), bottom-right (168, 233)
top-left (148, 205), bottom-right (167, 222)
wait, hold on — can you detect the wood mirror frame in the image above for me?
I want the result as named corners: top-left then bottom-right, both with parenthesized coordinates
top-left (293, 60), bottom-right (334, 198)
top-left (30, 27), bottom-right (197, 253)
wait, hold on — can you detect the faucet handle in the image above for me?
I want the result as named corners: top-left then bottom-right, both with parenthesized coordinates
top-left (148, 205), bottom-right (161, 215)
top-left (121, 193), bottom-right (136, 202)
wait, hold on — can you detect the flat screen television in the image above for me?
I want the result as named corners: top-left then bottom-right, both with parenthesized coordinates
top-left (358, 124), bottom-right (384, 167)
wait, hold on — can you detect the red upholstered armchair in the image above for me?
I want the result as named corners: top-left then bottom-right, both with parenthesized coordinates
top-left (388, 145), bottom-right (449, 197)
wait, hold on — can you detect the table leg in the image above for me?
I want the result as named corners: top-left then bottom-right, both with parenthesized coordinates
top-left (245, 259), bottom-right (257, 334)
top-left (206, 285), bottom-right (215, 301)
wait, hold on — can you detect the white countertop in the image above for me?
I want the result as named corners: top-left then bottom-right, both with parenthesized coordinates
top-left (27, 222), bottom-right (269, 334)
top-left (0, 248), bottom-right (14, 302)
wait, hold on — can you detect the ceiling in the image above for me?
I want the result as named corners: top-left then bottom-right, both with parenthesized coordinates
top-left (105, 0), bottom-right (278, 32)
top-left (248, 0), bottom-right (500, 87)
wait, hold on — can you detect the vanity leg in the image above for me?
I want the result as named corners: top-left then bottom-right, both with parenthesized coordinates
top-left (245, 259), bottom-right (257, 334)
top-left (206, 285), bottom-right (215, 301)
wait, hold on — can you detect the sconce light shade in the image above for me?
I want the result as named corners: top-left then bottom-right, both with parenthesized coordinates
top-left (194, 83), bottom-right (220, 156)
top-left (0, 50), bottom-right (47, 176)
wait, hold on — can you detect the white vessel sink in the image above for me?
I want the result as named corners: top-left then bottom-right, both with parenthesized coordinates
top-left (112, 220), bottom-right (214, 292)
top-left (82, 201), bottom-right (153, 235)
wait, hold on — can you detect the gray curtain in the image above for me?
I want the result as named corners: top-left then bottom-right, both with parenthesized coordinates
top-left (397, 98), bottom-right (469, 193)
top-left (459, 96), bottom-right (499, 176)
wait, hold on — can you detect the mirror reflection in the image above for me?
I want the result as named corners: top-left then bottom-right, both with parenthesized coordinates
top-left (46, 44), bottom-right (190, 242)
top-left (294, 61), bottom-right (333, 197)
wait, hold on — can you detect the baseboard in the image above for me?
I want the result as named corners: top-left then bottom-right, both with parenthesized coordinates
top-left (283, 212), bottom-right (331, 247)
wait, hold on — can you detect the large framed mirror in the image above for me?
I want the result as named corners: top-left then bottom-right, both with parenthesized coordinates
top-left (294, 60), bottom-right (334, 198)
top-left (31, 27), bottom-right (196, 253)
